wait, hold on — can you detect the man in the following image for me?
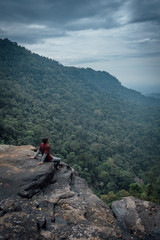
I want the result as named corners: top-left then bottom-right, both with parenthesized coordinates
top-left (30, 137), bottom-right (61, 169)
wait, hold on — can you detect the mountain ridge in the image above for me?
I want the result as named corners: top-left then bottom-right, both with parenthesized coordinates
top-left (1, 38), bottom-right (158, 105)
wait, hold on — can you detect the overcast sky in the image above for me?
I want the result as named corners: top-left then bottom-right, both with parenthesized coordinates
top-left (0, 0), bottom-right (160, 94)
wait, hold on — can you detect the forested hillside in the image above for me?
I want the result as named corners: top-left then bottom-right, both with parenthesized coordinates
top-left (0, 38), bottom-right (160, 204)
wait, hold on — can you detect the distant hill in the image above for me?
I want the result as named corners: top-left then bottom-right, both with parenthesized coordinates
top-left (146, 93), bottom-right (160, 99)
top-left (0, 38), bottom-right (160, 204)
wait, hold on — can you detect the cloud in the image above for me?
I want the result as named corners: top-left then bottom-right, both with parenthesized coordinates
top-left (127, 0), bottom-right (160, 24)
top-left (0, 0), bottom-right (160, 44)
top-left (23, 22), bottom-right (160, 67)
top-left (0, 0), bottom-right (122, 25)
top-left (0, 1), bottom-right (132, 42)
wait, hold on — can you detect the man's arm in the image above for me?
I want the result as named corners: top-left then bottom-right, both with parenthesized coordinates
top-left (29, 149), bottom-right (41, 159)
top-left (34, 149), bottom-right (41, 159)
top-left (38, 153), bottom-right (47, 165)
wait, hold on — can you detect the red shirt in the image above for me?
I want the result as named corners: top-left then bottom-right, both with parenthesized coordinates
top-left (39, 143), bottom-right (53, 162)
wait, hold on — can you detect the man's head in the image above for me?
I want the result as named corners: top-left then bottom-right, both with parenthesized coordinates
top-left (42, 137), bottom-right (49, 144)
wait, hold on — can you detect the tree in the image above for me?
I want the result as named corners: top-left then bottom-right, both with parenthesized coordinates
top-left (129, 183), bottom-right (143, 197)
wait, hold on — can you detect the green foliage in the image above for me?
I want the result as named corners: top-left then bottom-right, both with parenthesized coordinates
top-left (0, 38), bottom-right (160, 204)
top-left (101, 191), bottom-right (117, 205)
top-left (129, 183), bottom-right (143, 197)
top-left (101, 189), bottom-right (130, 206)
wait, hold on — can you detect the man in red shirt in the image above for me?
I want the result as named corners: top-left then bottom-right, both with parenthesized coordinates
top-left (30, 138), bottom-right (61, 169)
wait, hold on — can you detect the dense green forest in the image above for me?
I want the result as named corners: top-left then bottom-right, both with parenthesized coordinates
top-left (0, 38), bottom-right (160, 204)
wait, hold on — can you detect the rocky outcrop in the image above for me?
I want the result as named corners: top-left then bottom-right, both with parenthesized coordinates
top-left (111, 196), bottom-right (160, 240)
top-left (0, 145), bottom-right (123, 240)
top-left (0, 145), bottom-right (160, 240)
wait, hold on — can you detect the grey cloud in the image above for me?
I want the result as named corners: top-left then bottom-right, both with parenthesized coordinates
top-left (127, 0), bottom-right (160, 24)
top-left (1, 0), bottom-right (160, 26)
top-left (0, 0), bottom-right (125, 28)
top-left (0, 0), bottom-right (126, 43)
top-left (0, 24), bottom-right (68, 44)
top-left (0, 0), bottom-right (160, 45)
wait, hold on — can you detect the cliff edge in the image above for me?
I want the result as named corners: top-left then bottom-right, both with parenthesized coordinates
top-left (0, 145), bottom-right (160, 240)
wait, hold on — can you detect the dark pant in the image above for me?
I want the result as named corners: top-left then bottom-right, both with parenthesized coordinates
top-left (51, 156), bottom-right (61, 168)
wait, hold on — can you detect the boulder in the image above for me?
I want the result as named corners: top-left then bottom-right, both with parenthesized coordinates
top-left (111, 196), bottom-right (160, 240)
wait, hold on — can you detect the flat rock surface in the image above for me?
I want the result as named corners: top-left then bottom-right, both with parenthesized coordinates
top-left (0, 145), bottom-right (55, 201)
